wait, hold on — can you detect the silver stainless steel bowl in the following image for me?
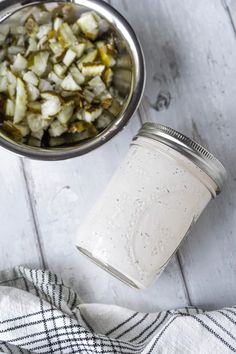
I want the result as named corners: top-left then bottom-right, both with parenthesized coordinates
top-left (0, 0), bottom-right (145, 160)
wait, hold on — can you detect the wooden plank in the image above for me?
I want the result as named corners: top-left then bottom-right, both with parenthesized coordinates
top-left (23, 113), bottom-right (189, 312)
top-left (0, 148), bottom-right (43, 270)
top-left (110, 0), bottom-right (236, 309)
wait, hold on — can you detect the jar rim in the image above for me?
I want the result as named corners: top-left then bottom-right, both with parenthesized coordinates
top-left (134, 123), bottom-right (227, 194)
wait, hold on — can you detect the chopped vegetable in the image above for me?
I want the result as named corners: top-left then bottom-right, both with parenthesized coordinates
top-left (30, 51), bottom-right (49, 76)
top-left (72, 43), bottom-right (85, 58)
top-left (0, 4), bottom-right (129, 147)
top-left (81, 63), bottom-right (105, 77)
top-left (23, 71), bottom-right (39, 86)
top-left (13, 78), bottom-right (27, 124)
top-left (5, 99), bottom-right (15, 116)
top-left (77, 12), bottom-right (99, 40)
top-left (83, 106), bottom-right (103, 122)
top-left (54, 63), bottom-right (67, 78)
top-left (58, 101), bottom-right (74, 124)
top-left (41, 93), bottom-right (61, 118)
top-left (54, 17), bottom-right (63, 31)
top-left (63, 48), bottom-right (76, 66)
top-left (39, 79), bottom-right (54, 92)
top-left (0, 76), bottom-right (8, 93)
top-left (3, 121), bottom-right (23, 140)
top-left (27, 113), bottom-right (50, 132)
top-left (49, 119), bottom-right (67, 137)
top-left (61, 74), bottom-right (81, 91)
top-left (12, 54), bottom-right (28, 72)
top-left (58, 22), bottom-right (77, 47)
top-left (69, 65), bottom-right (85, 84)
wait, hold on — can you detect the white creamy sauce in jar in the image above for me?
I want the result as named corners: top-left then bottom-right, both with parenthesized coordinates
top-left (76, 124), bottom-right (226, 289)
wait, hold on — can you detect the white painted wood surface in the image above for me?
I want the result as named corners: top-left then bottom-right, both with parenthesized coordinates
top-left (0, 0), bottom-right (236, 312)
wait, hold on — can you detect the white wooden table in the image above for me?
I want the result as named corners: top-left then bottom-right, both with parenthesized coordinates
top-left (1, 0), bottom-right (236, 313)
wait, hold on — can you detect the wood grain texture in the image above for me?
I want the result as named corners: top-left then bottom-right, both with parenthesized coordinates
top-left (110, 0), bottom-right (236, 309)
top-left (0, 149), bottom-right (43, 270)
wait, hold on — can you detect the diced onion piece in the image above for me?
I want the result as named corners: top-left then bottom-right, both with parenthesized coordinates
top-left (103, 68), bottom-right (113, 87)
top-left (28, 136), bottom-right (41, 147)
top-left (49, 120), bottom-right (67, 137)
top-left (37, 35), bottom-right (48, 50)
top-left (48, 72), bottom-right (62, 86)
top-left (81, 63), bottom-right (105, 77)
top-left (27, 83), bottom-right (40, 101)
top-left (0, 61), bottom-right (8, 76)
top-left (41, 93), bottom-right (61, 118)
top-left (25, 18), bottom-right (38, 37)
top-left (71, 43), bottom-right (85, 58)
top-left (13, 78), bottom-right (28, 124)
top-left (71, 22), bottom-right (80, 35)
top-left (96, 112), bottom-right (113, 129)
top-left (83, 89), bottom-right (95, 103)
top-left (98, 46), bottom-right (116, 67)
top-left (77, 12), bottom-right (99, 40)
top-left (69, 65), bottom-right (85, 85)
top-left (49, 42), bottom-right (64, 57)
top-left (31, 51), bottom-right (49, 76)
top-left (82, 106), bottom-right (103, 122)
top-left (58, 101), bottom-right (74, 125)
top-left (49, 136), bottom-right (66, 147)
top-left (27, 101), bottom-right (41, 113)
top-left (0, 76), bottom-right (8, 93)
top-left (6, 69), bottom-right (17, 87)
top-left (5, 99), bottom-right (15, 116)
top-left (2, 121), bottom-right (22, 140)
top-left (101, 96), bottom-right (112, 109)
top-left (77, 49), bottom-right (98, 69)
top-left (12, 53), bottom-right (28, 72)
top-left (58, 22), bottom-right (78, 47)
top-left (54, 17), bottom-right (63, 31)
top-left (23, 71), bottom-right (39, 86)
top-left (37, 24), bottom-right (52, 39)
top-left (63, 48), bottom-right (76, 67)
top-left (88, 75), bottom-right (106, 96)
top-left (8, 84), bottom-right (16, 99)
top-left (15, 123), bottom-right (30, 137)
top-left (54, 63), bottom-right (67, 78)
top-left (39, 78), bottom-right (54, 92)
top-left (68, 120), bottom-right (94, 133)
top-left (8, 46), bottom-right (25, 55)
top-left (27, 112), bottom-right (50, 132)
top-left (61, 74), bottom-right (81, 91)
top-left (108, 99), bottom-right (122, 116)
top-left (31, 129), bottom-right (44, 140)
top-left (26, 38), bottom-right (38, 56)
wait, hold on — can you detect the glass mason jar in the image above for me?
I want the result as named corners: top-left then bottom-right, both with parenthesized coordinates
top-left (76, 123), bottom-right (227, 289)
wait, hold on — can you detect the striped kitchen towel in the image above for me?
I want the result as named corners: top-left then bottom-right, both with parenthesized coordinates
top-left (0, 267), bottom-right (235, 353)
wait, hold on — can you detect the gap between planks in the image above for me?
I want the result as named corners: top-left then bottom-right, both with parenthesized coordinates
top-left (20, 158), bottom-right (46, 269)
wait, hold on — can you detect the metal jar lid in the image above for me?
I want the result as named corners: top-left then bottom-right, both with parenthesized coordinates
top-left (134, 123), bottom-right (227, 194)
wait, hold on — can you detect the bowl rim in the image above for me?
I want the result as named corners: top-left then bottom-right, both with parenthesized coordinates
top-left (0, 0), bottom-right (146, 160)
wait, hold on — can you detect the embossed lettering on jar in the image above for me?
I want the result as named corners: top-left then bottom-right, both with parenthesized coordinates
top-left (76, 123), bottom-right (227, 289)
